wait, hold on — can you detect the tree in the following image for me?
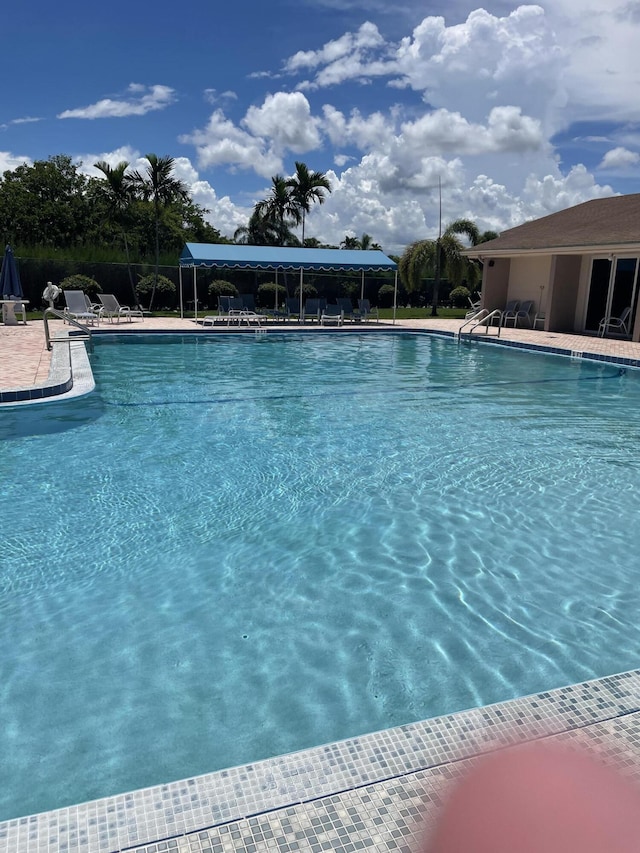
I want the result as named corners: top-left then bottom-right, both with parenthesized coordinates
top-left (131, 154), bottom-right (189, 310)
top-left (255, 175), bottom-right (300, 246)
top-left (0, 155), bottom-right (91, 248)
top-left (234, 209), bottom-right (281, 245)
top-left (286, 162), bottom-right (332, 245)
top-left (93, 160), bottom-right (138, 305)
top-left (399, 219), bottom-right (483, 316)
top-left (340, 232), bottom-right (382, 251)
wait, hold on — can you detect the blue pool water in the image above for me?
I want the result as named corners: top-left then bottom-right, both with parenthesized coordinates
top-left (2, 332), bottom-right (640, 821)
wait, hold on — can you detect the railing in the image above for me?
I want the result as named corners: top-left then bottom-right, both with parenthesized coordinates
top-left (43, 307), bottom-right (93, 352)
top-left (457, 309), bottom-right (502, 341)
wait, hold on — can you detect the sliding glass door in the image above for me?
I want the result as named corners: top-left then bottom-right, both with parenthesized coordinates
top-left (585, 256), bottom-right (638, 336)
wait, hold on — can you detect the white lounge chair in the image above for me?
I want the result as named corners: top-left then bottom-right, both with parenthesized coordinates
top-left (64, 290), bottom-right (100, 325)
top-left (598, 306), bottom-right (631, 338)
top-left (98, 293), bottom-right (144, 322)
top-left (320, 304), bottom-right (344, 326)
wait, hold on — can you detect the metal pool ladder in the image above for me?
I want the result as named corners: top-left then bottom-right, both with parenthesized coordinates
top-left (457, 309), bottom-right (502, 342)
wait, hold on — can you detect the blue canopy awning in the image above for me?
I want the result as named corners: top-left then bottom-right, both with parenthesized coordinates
top-left (180, 243), bottom-right (397, 272)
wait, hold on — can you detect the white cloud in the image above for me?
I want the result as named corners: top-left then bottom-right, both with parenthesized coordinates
top-left (0, 151), bottom-right (31, 172)
top-left (242, 92), bottom-right (322, 153)
top-left (285, 21), bottom-right (384, 73)
top-left (179, 109), bottom-right (283, 177)
top-left (58, 84), bottom-right (176, 120)
top-left (598, 146), bottom-right (640, 169)
top-left (204, 89), bottom-right (237, 105)
top-left (75, 146), bottom-right (143, 177)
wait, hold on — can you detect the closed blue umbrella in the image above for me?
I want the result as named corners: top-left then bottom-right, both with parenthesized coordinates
top-left (0, 245), bottom-right (23, 298)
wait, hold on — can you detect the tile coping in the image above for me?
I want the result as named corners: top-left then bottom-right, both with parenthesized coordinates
top-left (1, 669), bottom-right (639, 853)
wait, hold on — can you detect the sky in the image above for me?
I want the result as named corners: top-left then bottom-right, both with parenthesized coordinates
top-left (2, 0), bottom-right (640, 255)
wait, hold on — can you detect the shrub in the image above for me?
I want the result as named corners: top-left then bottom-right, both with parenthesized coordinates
top-left (377, 284), bottom-right (396, 308)
top-left (340, 280), bottom-right (359, 299)
top-left (208, 280), bottom-right (238, 302)
top-left (137, 274), bottom-right (175, 294)
top-left (293, 283), bottom-right (317, 299)
top-left (137, 274), bottom-right (176, 308)
top-left (257, 282), bottom-right (287, 308)
top-left (60, 274), bottom-right (101, 298)
top-left (449, 286), bottom-right (471, 308)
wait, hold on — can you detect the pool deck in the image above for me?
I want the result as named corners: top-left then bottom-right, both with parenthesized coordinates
top-left (2, 316), bottom-right (640, 852)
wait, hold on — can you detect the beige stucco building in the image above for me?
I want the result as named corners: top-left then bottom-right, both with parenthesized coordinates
top-left (464, 194), bottom-right (640, 341)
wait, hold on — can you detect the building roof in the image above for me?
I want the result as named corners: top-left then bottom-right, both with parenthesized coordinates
top-left (465, 194), bottom-right (640, 256)
top-left (180, 243), bottom-right (397, 272)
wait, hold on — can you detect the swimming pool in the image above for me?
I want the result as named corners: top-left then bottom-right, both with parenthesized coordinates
top-left (1, 331), bottom-right (640, 821)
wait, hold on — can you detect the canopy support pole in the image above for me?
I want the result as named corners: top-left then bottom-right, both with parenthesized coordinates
top-left (393, 270), bottom-right (398, 325)
top-left (179, 265), bottom-right (184, 319)
top-left (193, 266), bottom-right (198, 322)
top-left (360, 269), bottom-right (365, 302)
top-left (299, 267), bottom-right (303, 321)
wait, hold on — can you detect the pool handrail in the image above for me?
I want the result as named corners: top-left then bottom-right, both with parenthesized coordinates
top-left (43, 307), bottom-right (93, 351)
top-left (457, 309), bottom-right (502, 341)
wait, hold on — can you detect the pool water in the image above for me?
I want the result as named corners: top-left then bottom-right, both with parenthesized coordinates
top-left (1, 332), bottom-right (640, 821)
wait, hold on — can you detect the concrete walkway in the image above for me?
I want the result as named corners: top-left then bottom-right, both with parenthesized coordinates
top-left (3, 315), bottom-right (640, 394)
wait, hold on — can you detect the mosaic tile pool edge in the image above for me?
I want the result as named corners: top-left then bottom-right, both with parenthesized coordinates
top-left (1, 669), bottom-right (639, 853)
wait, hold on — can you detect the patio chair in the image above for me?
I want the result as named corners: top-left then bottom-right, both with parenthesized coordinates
top-left (498, 300), bottom-right (520, 326)
top-left (64, 290), bottom-right (101, 325)
top-left (240, 293), bottom-right (256, 311)
top-left (465, 295), bottom-right (482, 319)
top-left (357, 299), bottom-right (379, 323)
top-left (336, 297), bottom-right (356, 321)
top-left (320, 304), bottom-right (344, 326)
top-left (98, 293), bottom-right (144, 323)
top-left (503, 299), bottom-right (535, 328)
top-left (285, 297), bottom-right (301, 322)
top-left (303, 298), bottom-right (325, 322)
top-left (598, 306), bottom-right (632, 338)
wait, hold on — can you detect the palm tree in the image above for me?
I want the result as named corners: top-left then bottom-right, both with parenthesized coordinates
top-left (93, 160), bottom-right (138, 305)
top-left (234, 209), bottom-right (281, 245)
top-left (340, 232), bottom-right (383, 251)
top-left (286, 162), bottom-right (332, 245)
top-left (131, 154), bottom-right (189, 310)
top-left (399, 220), bottom-right (482, 316)
top-left (255, 175), bottom-right (300, 246)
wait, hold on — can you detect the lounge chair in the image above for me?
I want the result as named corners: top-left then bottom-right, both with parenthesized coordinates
top-left (240, 293), bottom-right (256, 311)
top-left (98, 293), bottom-right (144, 322)
top-left (498, 300), bottom-right (520, 326)
top-left (336, 297), bottom-right (356, 321)
top-left (217, 295), bottom-right (243, 315)
top-left (465, 295), bottom-right (482, 319)
top-left (303, 298), bottom-right (325, 322)
top-left (503, 299), bottom-right (535, 328)
top-left (320, 304), bottom-right (344, 326)
top-left (64, 290), bottom-right (101, 325)
top-left (598, 306), bottom-right (632, 338)
top-left (285, 297), bottom-right (301, 322)
top-left (357, 299), bottom-right (379, 323)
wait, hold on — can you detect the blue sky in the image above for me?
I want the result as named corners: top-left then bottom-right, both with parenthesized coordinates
top-left (2, 0), bottom-right (639, 253)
